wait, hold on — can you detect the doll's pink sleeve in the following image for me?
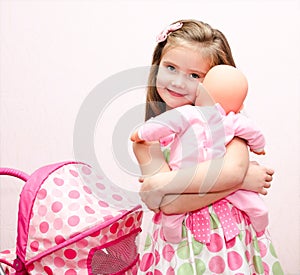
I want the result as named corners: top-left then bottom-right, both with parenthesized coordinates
top-left (138, 107), bottom-right (192, 142)
top-left (229, 113), bottom-right (266, 153)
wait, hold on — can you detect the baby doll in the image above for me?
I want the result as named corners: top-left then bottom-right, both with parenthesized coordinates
top-left (131, 65), bottom-right (268, 243)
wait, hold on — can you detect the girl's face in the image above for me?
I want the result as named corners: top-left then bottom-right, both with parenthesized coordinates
top-left (156, 45), bottom-right (211, 110)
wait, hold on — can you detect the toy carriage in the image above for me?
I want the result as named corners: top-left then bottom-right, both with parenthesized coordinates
top-left (0, 161), bottom-right (143, 275)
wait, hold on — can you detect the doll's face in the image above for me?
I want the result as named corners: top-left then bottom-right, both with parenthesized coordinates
top-left (156, 46), bottom-right (211, 110)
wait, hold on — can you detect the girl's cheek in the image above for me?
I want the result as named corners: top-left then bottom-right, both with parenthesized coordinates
top-left (187, 82), bottom-right (199, 98)
top-left (156, 71), bottom-right (168, 88)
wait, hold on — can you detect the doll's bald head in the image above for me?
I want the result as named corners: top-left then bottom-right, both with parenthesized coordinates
top-left (197, 65), bottom-right (248, 114)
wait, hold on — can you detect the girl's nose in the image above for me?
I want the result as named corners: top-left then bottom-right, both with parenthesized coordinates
top-left (171, 73), bottom-right (186, 89)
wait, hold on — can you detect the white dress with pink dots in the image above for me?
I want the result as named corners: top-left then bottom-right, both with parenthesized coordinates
top-left (137, 148), bottom-right (284, 275)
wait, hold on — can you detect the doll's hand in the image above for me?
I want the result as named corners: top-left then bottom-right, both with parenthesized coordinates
top-left (242, 161), bottom-right (274, 195)
top-left (130, 130), bottom-right (144, 143)
top-left (251, 148), bottom-right (266, 155)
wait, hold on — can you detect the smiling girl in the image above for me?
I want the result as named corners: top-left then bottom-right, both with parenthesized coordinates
top-left (133, 19), bottom-right (283, 274)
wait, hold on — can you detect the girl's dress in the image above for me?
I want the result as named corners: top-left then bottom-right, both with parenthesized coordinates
top-left (137, 148), bottom-right (284, 275)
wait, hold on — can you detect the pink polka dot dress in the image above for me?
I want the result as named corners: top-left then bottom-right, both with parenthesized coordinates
top-left (137, 150), bottom-right (284, 275)
top-left (138, 207), bottom-right (283, 274)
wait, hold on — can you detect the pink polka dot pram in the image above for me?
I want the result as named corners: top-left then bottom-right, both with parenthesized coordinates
top-left (0, 161), bottom-right (143, 275)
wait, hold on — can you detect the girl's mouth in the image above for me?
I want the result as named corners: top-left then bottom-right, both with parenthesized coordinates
top-left (167, 89), bottom-right (184, 97)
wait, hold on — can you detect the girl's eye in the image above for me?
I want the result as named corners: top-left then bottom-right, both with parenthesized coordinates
top-left (190, 73), bottom-right (200, 79)
top-left (167, 65), bottom-right (176, 72)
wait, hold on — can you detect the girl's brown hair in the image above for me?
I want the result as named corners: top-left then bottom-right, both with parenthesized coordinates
top-left (145, 19), bottom-right (236, 121)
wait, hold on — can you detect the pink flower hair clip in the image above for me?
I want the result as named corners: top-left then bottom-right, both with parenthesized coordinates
top-left (156, 22), bottom-right (183, 43)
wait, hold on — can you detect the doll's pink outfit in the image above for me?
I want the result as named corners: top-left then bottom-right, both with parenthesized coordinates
top-left (137, 103), bottom-right (268, 243)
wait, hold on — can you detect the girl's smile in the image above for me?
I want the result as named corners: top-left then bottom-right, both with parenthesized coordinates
top-left (166, 88), bottom-right (187, 97)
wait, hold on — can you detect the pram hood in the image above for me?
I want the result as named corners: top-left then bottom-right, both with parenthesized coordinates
top-left (14, 161), bottom-right (142, 268)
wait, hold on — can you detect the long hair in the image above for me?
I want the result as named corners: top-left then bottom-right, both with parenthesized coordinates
top-left (145, 19), bottom-right (236, 121)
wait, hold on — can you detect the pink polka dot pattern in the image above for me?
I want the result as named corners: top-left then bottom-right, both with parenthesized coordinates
top-left (53, 177), bottom-right (64, 186)
top-left (227, 251), bottom-right (243, 270)
top-left (209, 255), bottom-right (225, 274)
top-left (53, 218), bottom-right (64, 230)
top-left (186, 207), bottom-right (211, 243)
top-left (137, 203), bottom-right (283, 274)
top-left (24, 211), bottom-right (142, 274)
top-left (140, 253), bottom-right (154, 272)
top-left (37, 188), bottom-right (47, 200)
top-left (68, 215), bottom-right (80, 226)
top-left (51, 201), bottom-right (63, 213)
top-left (207, 233), bottom-right (223, 253)
top-left (68, 190), bottom-right (80, 199)
top-left (162, 244), bottom-right (175, 262)
top-left (19, 163), bottom-right (143, 274)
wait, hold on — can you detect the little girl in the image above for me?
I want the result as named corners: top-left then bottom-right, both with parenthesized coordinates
top-left (133, 19), bottom-right (283, 274)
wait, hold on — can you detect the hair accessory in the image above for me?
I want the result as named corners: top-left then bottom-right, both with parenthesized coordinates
top-left (156, 22), bottom-right (183, 43)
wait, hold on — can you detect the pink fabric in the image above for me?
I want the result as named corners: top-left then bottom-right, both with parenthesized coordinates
top-left (185, 206), bottom-right (211, 243)
top-left (138, 103), bottom-right (268, 242)
top-left (212, 200), bottom-right (240, 241)
top-left (139, 104), bottom-right (266, 167)
top-left (87, 228), bottom-right (141, 275)
top-left (3, 162), bottom-right (143, 274)
top-left (137, 207), bottom-right (283, 274)
top-left (16, 161), bottom-right (78, 262)
top-left (226, 190), bottom-right (268, 232)
top-left (161, 214), bottom-right (185, 243)
top-left (186, 200), bottom-right (240, 243)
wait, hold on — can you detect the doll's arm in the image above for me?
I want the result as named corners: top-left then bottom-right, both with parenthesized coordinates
top-left (131, 106), bottom-right (193, 143)
top-left (231, 113), bottom-right (266, 155)
top-left (130, 121), bottom-right (174, 143)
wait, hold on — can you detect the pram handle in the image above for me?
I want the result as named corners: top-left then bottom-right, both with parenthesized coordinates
top-left (0, 168), bottom-right (29, 182)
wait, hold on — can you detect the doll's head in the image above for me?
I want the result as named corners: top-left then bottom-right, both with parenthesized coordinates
top-left (197, 65), bottom-right (248, 114)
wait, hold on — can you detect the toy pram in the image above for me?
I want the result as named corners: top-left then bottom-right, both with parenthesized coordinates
top-left (0, 161), bottom-right (143, 275)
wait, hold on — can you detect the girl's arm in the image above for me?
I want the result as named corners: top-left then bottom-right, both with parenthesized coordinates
top-left (161, 189), bottom-right (237, 215)
top-left (135, 137), bottom-right (248, 211)
top-left (160, 161), bottom-right (273, 214)
top-left (133, 137), bottom-right (272, 213)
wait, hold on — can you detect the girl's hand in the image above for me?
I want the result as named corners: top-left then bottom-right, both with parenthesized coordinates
top-left (130, 130), bottom-right (144, 143)
top-left (242, 161), bottom-right (274, 195)
top-left (139, 172), bottom-right (171, 213)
